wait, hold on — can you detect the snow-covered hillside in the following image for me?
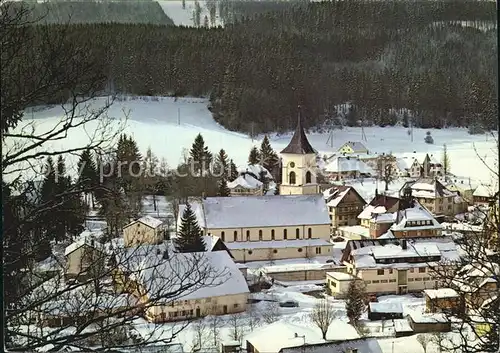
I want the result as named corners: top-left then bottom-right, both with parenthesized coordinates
top-left (4, 96), bottom-right (498, 184)
top-left (157, 0), bottom-right (223, 27)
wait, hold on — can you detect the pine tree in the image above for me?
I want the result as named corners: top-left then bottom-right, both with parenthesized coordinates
top-left (203, 15), bottom-right (209, 28)
top-left (442, 144), bottom-right (451, 178)
top-left (175, 203), bottom-right (206, 253)
top-left (190, 134), bottom-right (212, 175)
top-left (248, 146), bottom-right (260, 165)
top-left (346, 104), bottom-right (358, 127)
top-left (214, 149), bottom-right (229, 177)
top-left (229, 159), bottom-right (238, 181)
top-left (260, 135), bottom-right (278, 174)
top-left (217, 177), bottom-right (231, 197)
top-left (143, 146), bottom-right (160, 210)
top-left (182, 0), bottom-right (185, 9)
top-left (77, 149), bottom-right (98, 208)
top-left (115, 134), bottom-right (143, 216)
top-left (345, 280), bottom-right (366, 325)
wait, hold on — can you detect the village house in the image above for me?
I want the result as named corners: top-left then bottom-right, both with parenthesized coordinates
top-left (455, 264), bottom-right (499, 310)
top-left (338, 141), bottom-right (369, 155)
top-left (409, 157), bottom-right (423, 178)
top-left (423, 288), bottom-right (464, 314)
top-left (279, 112), bottom-right (321, 195)
top-left (400, 178), bottom-right (466, 217)
top-left (340, 237), bottom-right (461, 295)
top-left (408, 312), bottom-right (452, 334)
top-left (178, 195), bottom-right (331, 262)
top-left (445, 178), bottom-right (476, 204)
top-left (368, 302), bottom-right (404, 321)
top-left (228, 164), bottom-right (275, 196)
top-left (324, 156), bottom-right (374, 181)
top-left (394, 157), bottom-right (411, 177)
top-left (115, 243), bottom-right (249, 322)
top-left (324, 185), bottom-right (366, 229)
top-left (245, 321), bottom-right (359, 353)
top-left (422, 154), bottom-right (444, 177)
top-left (472, 184), bottom-right (496, 205)
top-left (122, 216), bottom-right (165, 247)
top-left (64, 231), bottom-right (106, 280)
top-left (325, 271), bottom-right (359, 298)
top-left (358, 193), bottom-right (401, 228)
top-left (281, 338), bottom-right (383, 353)
top-left (390, 201), bottom-right (443, 238)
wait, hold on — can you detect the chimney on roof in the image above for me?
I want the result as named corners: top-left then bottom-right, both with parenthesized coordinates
top-left (402, 239), bottom-right (407, 250)
top-left (375, 188), bottom-right (378, 198)
top-left (163, 247), bottom-right (169, 260)
top-left (157, 248), bottom-right (161, 255)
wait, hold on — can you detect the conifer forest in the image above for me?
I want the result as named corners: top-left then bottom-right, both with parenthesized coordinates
top-left (8, 0), bottom-right (498, 135)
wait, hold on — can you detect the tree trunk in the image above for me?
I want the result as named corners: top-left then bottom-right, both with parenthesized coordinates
top-left (385, 181), bottom-right (389, 191)
top-left (153, 193), bottom-right (157, 211)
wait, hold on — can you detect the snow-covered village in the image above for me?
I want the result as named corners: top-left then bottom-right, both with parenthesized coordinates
top-left (2, 1), bottom-right (499, 353)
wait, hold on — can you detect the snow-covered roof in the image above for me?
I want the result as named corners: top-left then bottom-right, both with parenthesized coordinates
top-left (339, 141), bottom-right (368, 152)
top-left (125, 215), bottom-right (164, 229)
top-left (337, 225), bottom-right (370, 238)
top-left (324, 156), bottom-right (373, 174)
top-left (324, 185), bottom-right (365, 208)
top-left (119, 247), bottom-right (249, 303)
top-left (424, 288), bottom-right (460, 299)
top-left (345, 237), bottom-right (460, 269)
top-left (237, 164), bottom-right (273, 180)
top-left (281, 338), bottom-right (382, 353)
top-left (203, 234), bottom-right (221, 251)
top-left (372, 213), bottom-right (396, 224)
top-left (225, 238), bottom-right (331, 250)
top-left (245, 320), bottom-right (359, 353)
top-left (393, 319), bottom-right (413, 333)
top-left (391, 202), bottom-right (442, 231)
top-left (357, 205), bottom-right (387, 219)
top-left (369, 302), bottom-right (403, 313)
top-left (227, 174), bottom-right (263, 190)
top-left (185, 195), bottom-right (330, 229)
top-left (396, 158), bottom-right (410, 171)
top-left (441, 222), bottom-right (483, 233)
top-left (473, 184), bottom-right (494, 198)
top-left (378, 230), bottom-right (395, 239)
top-left (408, 312), bottom-right (449, 324)
top-left (409, 178), bottom-right (455, 199)
top-left (64, 231), bottom-right (105, 256)
top-left (326, 271), bottom-right (357, 281)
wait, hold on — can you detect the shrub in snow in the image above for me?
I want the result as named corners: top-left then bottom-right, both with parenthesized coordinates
top-left (424, 131), bottom-right (434, 144)
top-left (468, 123), bottom-right (485, 135)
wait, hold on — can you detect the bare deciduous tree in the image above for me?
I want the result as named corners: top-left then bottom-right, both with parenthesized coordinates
top-left (261, 300), bottom-right (280, 324)
top-left (417, 334), bottom-right (432, 353)
top-left (206, 305), bottom-right (224, 348)
top-left (375, 154), bottom-right (398, 191)
top-left (190, 318), bottom-right (211, 352)
top-left (246, 304), bottom-right (262, 331)
top-left (228, 312), bottom-right (246, 343)
top-left (309, 298), bottom-right (337, 340)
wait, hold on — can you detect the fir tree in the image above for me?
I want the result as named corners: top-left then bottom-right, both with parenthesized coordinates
top-left (260, 135), bottom-right (278, 174)
top-left (442, 144), bottom-right (451, 178)
top-left (346, 104), bottom-right (358, 127)
top-left (214, 149), bottom-right (229, 177)
top-left (77, 149), bottom-right (98, 208)
top-left (229, 159), bottom-right (238, 181)
top-left (248, 146), bottom-right (260, 165)
top-left (189, 134), bottom-right (212, 175)
top-left (115, 134), bottom-right (143, 216)
top-left (175, 203), bottom-right (206, 253)
top-left (345, 280), bottom-right (366, 325)
top-left (217, 177), bottom-right (231, 197)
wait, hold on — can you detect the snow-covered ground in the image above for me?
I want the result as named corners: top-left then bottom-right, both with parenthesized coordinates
top-left (4, 96), bottom-right (498, 185)
top-left (157, 1), bottom-right (224, 27)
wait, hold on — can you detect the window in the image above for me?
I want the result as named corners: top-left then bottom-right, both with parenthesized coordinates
top-left (284, 229), bottom-right (287, 240)
top-left (424, 277), bottom-right (431, 281)
top-left (372, 280), bottom-right (380, 284)
top-left (377, 269), bottom-right (384, 276)
top-left (305, 171), bottom-right (312, 184)
top-left (410, 268), bottom-right (414, 273)
top-left (389, 279), bottom-right (396, 283)
top-left (221, 231), bottom-right (225, 242)
top-left (234, 303), bottom-right (239, 308)
top-left (289, 162), bottom-right (295, 168)
top-left (289, 171), bottom-right (296, 184)
top-left (248, 250), bottom-right (253, 255)
top-left (298, 248), bottom-right (303, 253)
top-left (259, 229), bottom-right (263, 241)
top-left (381, 279), bottom-right (388, 283)
top-left (246, 230), bottom-right (250, 241)
top-left (273, 249), bottom-right (278, 254)
top-left (271, 229), bottom-right (275, 240)
top-left (296, 228), bottom-right (300, 239)
top-left (365, 280), bottom-right (371, 284)
top-left (315, 247), bottom-right (322, 254)
top-left (415, 278), bottom-right (422, 281)
top-left (408, 278), bottom-right (414, 282)
top-left (389, 269), bottom-right (393, 274)
top-left (419, 268), bottom-right (426, 273)
top-left (308, 228), bottom-right (312, 238)
top-left (234, 231), bottom-right (237, 242)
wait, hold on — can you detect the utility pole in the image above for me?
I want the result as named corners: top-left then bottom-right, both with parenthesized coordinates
top-left (178, 107), bottom-right (181, 125)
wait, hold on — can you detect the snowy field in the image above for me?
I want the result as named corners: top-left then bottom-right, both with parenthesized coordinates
top-left (4, 96), bottom-right (498, 185)
top-left (157, 1), bottom-right (224, 27)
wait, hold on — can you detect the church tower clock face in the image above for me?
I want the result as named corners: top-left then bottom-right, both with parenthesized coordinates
top-left (289, 162), bottom-right (295, 168)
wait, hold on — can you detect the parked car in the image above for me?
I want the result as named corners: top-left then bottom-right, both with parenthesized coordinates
top-left (279, 300), bottom-right (299, 308)
top-left (411, 291), bottom-right (424, 298)
top-left (364, 294), bottom-right (378, 304)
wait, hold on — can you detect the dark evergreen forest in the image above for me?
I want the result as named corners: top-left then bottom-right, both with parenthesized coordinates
top-left (12, 0), bottom-right (498, 134)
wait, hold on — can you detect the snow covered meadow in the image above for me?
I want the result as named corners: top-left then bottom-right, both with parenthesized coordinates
top-left (5, 96), bottom-right (497, 186)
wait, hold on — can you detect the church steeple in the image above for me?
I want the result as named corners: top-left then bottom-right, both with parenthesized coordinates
top-left (280, 106), bottom-right (316, 155)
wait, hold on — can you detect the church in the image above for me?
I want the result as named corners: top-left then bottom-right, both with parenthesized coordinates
top-left (178, 113), bottom-right (333, 263)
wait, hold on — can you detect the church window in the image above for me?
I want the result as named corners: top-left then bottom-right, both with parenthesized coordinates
top-left (298, 248), bottom-right (303, 252)
top-left (273, 249), bottom-right (278, 254)
top-left (306, 171), bottom-right (312, 184)
top-left (296, 228), bottom-right (300, 239)
top-left (289, 162), bottom-right (295, 168)
top-left (308, 228), bottom-right (312, 238)
top-left (259, 230), bottom-right (263, 240)
top-left (234, 231), bottom-right (237, 241)
top-left (283, 229), bottom-right (287, 240)
top-left (246, 230), bottom-right (250, 241)
top-left (271, 229), bottom-right (275, 240)
top-left (289, 171), bottom-right (296, 185)
top-left (221, 231), bottom-right (225, 242)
